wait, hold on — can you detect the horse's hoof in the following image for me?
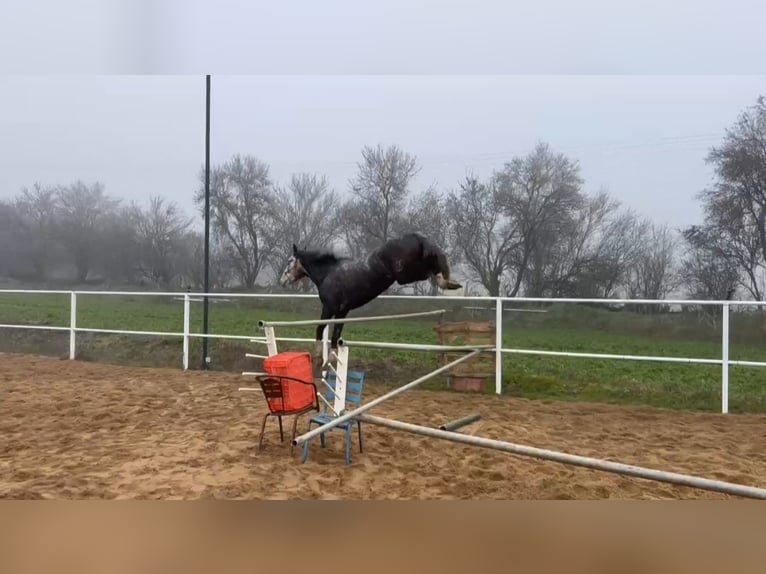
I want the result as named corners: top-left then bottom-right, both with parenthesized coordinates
top-left (436, 273), bottom-right (462, 290)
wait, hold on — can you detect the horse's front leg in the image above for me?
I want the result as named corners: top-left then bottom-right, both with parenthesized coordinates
top-left (314, 305), bottom-right (333, 364)
top-left (330, 310), bottom-right (349, 356)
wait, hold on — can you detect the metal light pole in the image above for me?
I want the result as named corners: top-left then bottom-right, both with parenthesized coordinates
top-left (202, 74), bottom-right (211, 369)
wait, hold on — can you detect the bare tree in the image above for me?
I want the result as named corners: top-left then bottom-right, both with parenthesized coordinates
top-left (692, 96), bottom-right (766, 299)
top-left (447, 147), bottom-right (638, 299)
top-left (195, 154), bottom-right (274, 289)
top-left (13, 182), bottom-right (59, 279)
top-left (493, 142), bottom-right (585, 296)
top-left (680, 225), bottom-right (740, 300)
top-left (183, 232), bottom-right (234, 290)
top-left (528, 190), bottom-right (621, 297)
top-left (338, 201), bottom-right (372, 260)
top-left (626, 222), bottom-right (682, 302)
top-left (397, 186), bottom-right (448, 241)
top-left (129, 196), bottom-right (194, 288)
top-left (0, 201), bottom-right (25, 278)
top-left (706, 197), bottom-right (764, 299)
top-left (342, 144), bottom-right (420, 257)
top-left (54, 180), bottom-right (121, 282)
top-left (264, 172), bottom-right (342, 287)
top-left (582, 207), bottom-right (649, 298)
top-left (446, 174), bottom-right (518, 296)
top-left (97, 207), bottom-right (142, 286)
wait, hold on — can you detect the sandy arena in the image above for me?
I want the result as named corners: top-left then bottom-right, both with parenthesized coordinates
top-left (1, 353), bottom-right (765, 499)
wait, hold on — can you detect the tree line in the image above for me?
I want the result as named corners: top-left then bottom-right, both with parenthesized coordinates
top-left (1, 95), bottom-right (765, 302)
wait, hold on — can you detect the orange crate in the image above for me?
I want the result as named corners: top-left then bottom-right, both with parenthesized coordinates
top-left (263, 352), bottom-right (316, 411)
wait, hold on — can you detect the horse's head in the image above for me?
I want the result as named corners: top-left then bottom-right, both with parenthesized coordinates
top-left (279, 244), bottom-right (307, 287)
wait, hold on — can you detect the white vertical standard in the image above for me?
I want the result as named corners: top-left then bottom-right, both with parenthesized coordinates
top-left (318, 324), bottom-right (339, 414)
top-left (263, 326), bottom-right (278, 357)
top-left (69, 292), bottom-right (77, 360)
top-left (321, 324), bottom-right (330, 368)
top-left (495, 298), bottom-right (503, 394)
top-left (182, 293), bottom-right (191, 370)
top-left (721, 302), bottom-right (730, 414)
top-left (315, 323), bottom-right (349, 415)
top-left (332, 345), bottom-right (349, 414)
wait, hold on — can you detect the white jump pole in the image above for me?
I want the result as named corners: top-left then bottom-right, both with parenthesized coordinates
top-left (356, 414), bottom-right (766, 500)
top-left (258, 309), bottom-right (446, 328)
top-left (338, 339), bottom-right (495, 353)
top-left (250, 336), bottom-right (316, 345)
top-left (292, 349), bottom-right (484, 446)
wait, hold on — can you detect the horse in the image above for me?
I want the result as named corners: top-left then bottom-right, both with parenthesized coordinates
top-left (279, 232), bottom-right (462, 360)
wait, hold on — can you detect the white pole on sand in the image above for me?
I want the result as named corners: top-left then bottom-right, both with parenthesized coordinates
top-left (356, 414), bottom-right (766, 500)
top-left (292, 349), bottom-right (484, 446)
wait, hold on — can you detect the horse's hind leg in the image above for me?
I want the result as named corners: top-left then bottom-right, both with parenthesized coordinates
top-left (433, 250), bottom-right (462, 290)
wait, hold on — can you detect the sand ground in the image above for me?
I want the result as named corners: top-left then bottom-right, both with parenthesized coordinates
top-left (1, 353), bottom-right (765, 499)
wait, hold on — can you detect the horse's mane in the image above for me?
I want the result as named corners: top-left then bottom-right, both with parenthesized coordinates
top-left (298, 246), bottom-right (351, 266)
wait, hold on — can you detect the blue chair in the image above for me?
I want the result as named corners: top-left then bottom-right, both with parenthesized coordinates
top-left (301, 370), bottom-right (365, 465)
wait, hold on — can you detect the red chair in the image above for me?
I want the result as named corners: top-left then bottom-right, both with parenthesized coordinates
top-left (255, 374), bottom-right (319, 454)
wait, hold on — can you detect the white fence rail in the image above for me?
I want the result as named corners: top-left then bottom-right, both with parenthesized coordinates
top-left (2, 289), bottom-right (766, 413)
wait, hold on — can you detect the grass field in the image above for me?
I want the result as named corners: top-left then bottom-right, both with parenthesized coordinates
top-left (2, 290), bottom-right (766, 414)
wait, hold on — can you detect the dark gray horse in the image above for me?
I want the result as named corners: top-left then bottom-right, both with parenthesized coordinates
top-left (279, 233), bottom-right (462, 357)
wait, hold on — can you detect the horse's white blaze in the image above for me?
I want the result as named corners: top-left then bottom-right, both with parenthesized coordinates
top-left (280, 256), bottom-right (299, 286)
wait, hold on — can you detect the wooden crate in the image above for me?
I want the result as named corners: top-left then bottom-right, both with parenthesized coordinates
top-left (433, 321), bottom-right (495, 391)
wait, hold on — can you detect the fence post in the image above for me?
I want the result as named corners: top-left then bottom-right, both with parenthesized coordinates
top-left (721, 302), bottom-right (730, 414)
top-left (69, 292), bottom-right (77, 360)
top-left (495, 298), bottom-right (503, 394)
top-left (182, 292), bottom-right (191, 370)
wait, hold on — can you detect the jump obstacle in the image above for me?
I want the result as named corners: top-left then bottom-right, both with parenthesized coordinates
top-left (243, 310), bottom-right (766, 500)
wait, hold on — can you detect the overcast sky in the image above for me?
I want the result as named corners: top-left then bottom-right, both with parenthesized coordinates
top-left (2, 74), bottom-right (764, 232)
top-left (2, 0), bottom-right (765, 234)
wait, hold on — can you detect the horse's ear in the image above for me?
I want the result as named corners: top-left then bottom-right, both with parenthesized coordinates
top-left (292, 243), bottom-right (298, 256)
